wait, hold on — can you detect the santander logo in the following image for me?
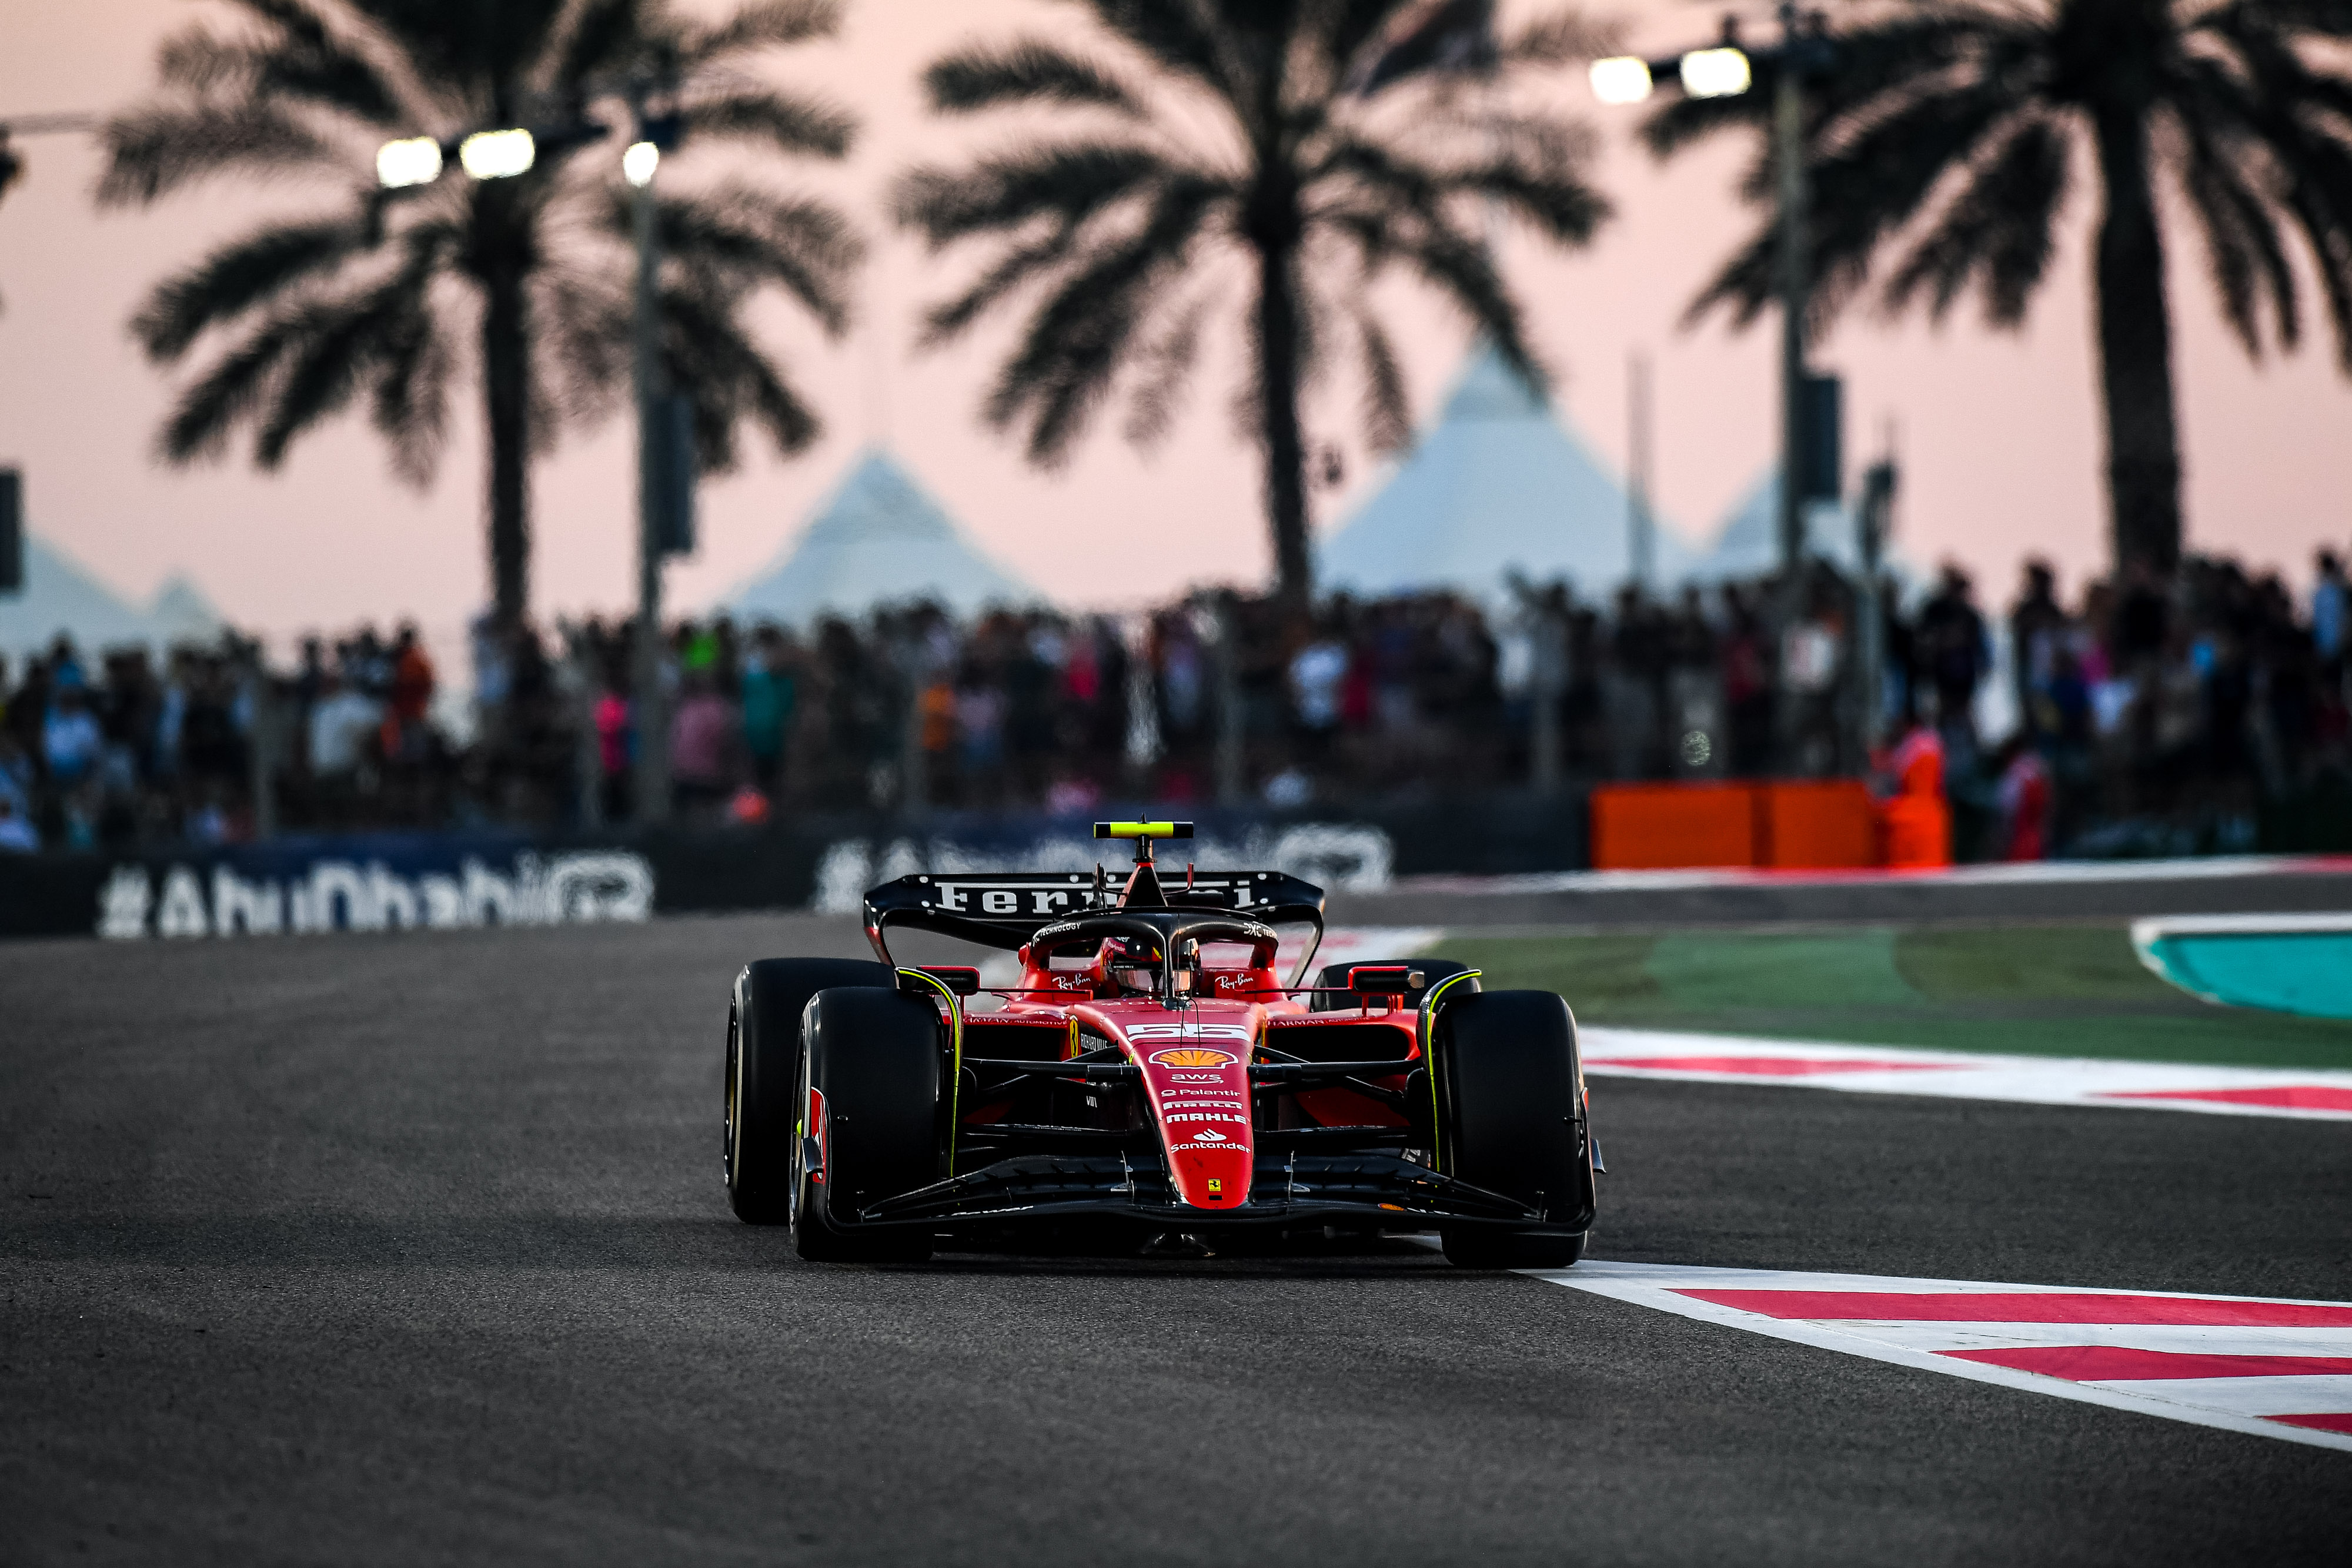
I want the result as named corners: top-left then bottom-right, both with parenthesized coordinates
top-left (1190, 1127), bottom-right (1229, 1143)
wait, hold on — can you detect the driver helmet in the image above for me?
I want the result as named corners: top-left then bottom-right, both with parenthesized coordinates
top-left (1102, 935), bottom-right (1162, 994)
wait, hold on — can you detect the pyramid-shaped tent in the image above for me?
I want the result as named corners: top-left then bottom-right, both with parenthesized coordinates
top-left (1, 534), bottom-right (173, 663)
top-left (1688, 469), bottom-right (1921, 591)
top-left (729, 447), bottom-right (1040, 625)
top-left (1317, 345), bottom-right (1698, 601)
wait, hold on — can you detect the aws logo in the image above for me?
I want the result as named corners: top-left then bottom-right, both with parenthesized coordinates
top-left (1148, 1048), bottom-right (1237, 1068)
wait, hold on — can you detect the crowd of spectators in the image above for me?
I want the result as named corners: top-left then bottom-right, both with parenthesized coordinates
top-left (2, 546), bottom-right (2346, 858)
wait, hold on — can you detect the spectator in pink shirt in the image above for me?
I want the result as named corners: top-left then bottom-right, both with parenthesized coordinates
top-left (670, 674), bottom-right (733, 817)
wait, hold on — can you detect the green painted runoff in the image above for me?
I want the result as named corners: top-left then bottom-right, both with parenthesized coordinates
top-left (1429, 923), bottom-right (2352, 1071)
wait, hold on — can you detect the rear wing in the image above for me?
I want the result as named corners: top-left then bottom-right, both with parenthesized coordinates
top-left (862, 869), bottom-right (1326, 960)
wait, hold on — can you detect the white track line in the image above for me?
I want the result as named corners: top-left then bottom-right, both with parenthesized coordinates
top-left (1581, 1026), bottom-right (2352, 1122)
top-left (1396, 852), bottom-right (2352, 897)
top-left (1524, 1261), bottom-right (2352, 1454)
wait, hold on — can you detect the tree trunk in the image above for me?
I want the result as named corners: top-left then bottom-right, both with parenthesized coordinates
top-left (2090, 106), bottom-right (2183, 576)
top-left (482, 250), bottom-right (532, 627)
top-left (1253, 241), bottom-right (1312, 614)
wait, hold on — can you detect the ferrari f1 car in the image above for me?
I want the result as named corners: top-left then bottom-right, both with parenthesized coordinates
top-left (721, 823), bottom-right (1596, 1268)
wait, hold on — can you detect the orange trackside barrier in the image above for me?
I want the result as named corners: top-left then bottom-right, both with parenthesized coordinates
top-left (1758, 780), bottom-right (1877, 870)
top-left (1589, 782), bottom-right (1759, 871)
top-left (1880, 793), bottom-right (1953, 868)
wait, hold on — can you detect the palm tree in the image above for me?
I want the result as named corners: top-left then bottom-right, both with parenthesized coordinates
top-left (895, 0), bottom-right (1612, 609)
top-left (98, 0), bottom-right (862, 626)
top-left (1645, 0), bottom-right (2352, 576)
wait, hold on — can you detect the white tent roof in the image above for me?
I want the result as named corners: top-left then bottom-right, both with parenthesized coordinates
top-left (728, 447), bottom-right (1040, 626)
top-left (147, 571), bottom-right (226, 646)
top-left (0, 534), bottom-right (209, 664)
top-left (1687, 471), bottom-right (1858, 582)
top-left (1688, 468), bottom-right (1925, 595)
top-left (1316, 345), bottom-right (1699, 602)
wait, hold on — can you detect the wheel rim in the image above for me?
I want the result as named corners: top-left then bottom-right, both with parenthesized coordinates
top-left (787, 1038), bottom-right (809, 1229)
top-left (723, 1004), bottom-right (740, 1183)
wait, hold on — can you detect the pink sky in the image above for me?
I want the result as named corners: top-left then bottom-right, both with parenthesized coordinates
top-left (4, 0), bottom-right (2349, 657)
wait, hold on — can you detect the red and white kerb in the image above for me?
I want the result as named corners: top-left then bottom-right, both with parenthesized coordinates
top-left (1528, 1262), bottom-right (2352, 1453)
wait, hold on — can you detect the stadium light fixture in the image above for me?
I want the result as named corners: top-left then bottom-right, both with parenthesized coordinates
top-left (1588, 56), bottom-right (1655, 105)
top-left (375, 136), bottom-right (443, 189)
top-left (1679, 46), bottom-right (1753, 98)
top-left (622, 139), bottom-right (659, 188)
top-left (459, 127), bottom-right (536, 180)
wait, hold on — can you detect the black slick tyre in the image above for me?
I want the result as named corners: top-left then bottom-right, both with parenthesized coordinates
top-left (1431, 989), bottom-right (1595, 1269)
top-left (790, 985), bottom-right (944, 1264)
top-left (725, 958), bottom-right (891, 1225)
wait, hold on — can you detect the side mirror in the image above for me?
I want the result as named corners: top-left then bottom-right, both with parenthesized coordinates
top-left (903, 965), bottom-right (981, 997)
top-left (1348, 965), bottom-right (1425, 997)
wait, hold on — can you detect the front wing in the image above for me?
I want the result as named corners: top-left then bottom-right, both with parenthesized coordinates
top-left (844, 1151), bottom-right (1593, 1237)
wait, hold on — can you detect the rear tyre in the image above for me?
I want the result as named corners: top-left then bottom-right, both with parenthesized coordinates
top-left (790, 985), bottom-right (943, 1264)
top-left (726, 958), bottom-right (891, 1225)
top-left (1432, 989), bottom-right (1595, 1270)
top-left (1308, 957), bottom-right (1475, 1012)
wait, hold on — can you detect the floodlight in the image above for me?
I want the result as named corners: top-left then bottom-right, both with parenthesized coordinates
top-left (376, 136), bottom-right (443, 189)
top-left (1588, 57), bottom-right (1654, 106)
top-left (1679, 46), bottom-right (1753, 98)
top-left (622, 140), bottom-right (659, 188)
top-left (459, 127), bottom-right (536, 180)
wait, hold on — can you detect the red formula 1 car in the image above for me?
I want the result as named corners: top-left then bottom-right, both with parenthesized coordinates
top-left (721, 823), bottom-right (1596, 1267)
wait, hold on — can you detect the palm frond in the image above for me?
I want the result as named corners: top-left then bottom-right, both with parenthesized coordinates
top-left (1389, 220), bottom-right (1542, 392)
top-left (680, 0), bottom-right (843, 65)
top-left (158, 311), bottom-right (309, 463)
top-left (987, 177), bottom-right (1225, 463)
top-left (681, 88), bottom-right (855, 158)
top-left (131, 215), bottom-right (372, 361)
top-left (1122, 293), bottom-right (1211, 447)
top-left (96, 103), bottom-right (341, 207)
top-left (894, 142), bottom-right (1188, 248)
top-left (2176, 32), bottom-right (2352, 366)
top-left (924, 39), bottom-right (1146, 116)
top-left (534, 263), bottom-right (633, 422)
top-left (182, 0), bottom-right (406, 125)
top-left (547, 0), bottom-right (642, 89)
top-left (2175, 118), bottom-right (2300, 355)
top-left (254, 256), bottom-right (437, 465)
top-left (662, 279), bottom-right (822, 464)
top-left (1080, 0), bottom-right (1235, 96)
top-left (2264, 133), bottom-right (2352, 369)
top-left (1495, 7), bottom-right (1618, 67)
top-left (370, 286), bottom-right (454, 486)
top-left (916, 232), bottom-right (1080, 347)
top-left (635, 183), bottom-right (861, 334)
top-left (1352, 303), bottom-right (1409, 453)
top-left (1690, 76), bottom-right (2028, 330)
top-left (1881, 115), bottom-right (2070, 327)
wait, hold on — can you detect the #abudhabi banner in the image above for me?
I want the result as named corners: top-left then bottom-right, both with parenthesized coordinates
top-left (80, 836), bottom-right (656, 941)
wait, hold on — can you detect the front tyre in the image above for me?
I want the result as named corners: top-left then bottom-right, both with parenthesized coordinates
top-left (1432, 989), bottom-right (1595, 1270)
top-left (726, 958), bottom-right (891, 1225)
top-left (790, 985), bottom-right (944, 1264)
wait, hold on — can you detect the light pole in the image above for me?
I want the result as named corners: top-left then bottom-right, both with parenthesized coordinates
top-left (1627, 350), bottom-right (1655, 590)
top-left (1591, 9), bottom-right (1837, 772)
top-left (624, 96), bottom-right (679, 828)
top-left (1771, 9), bottom-right (1810, 641)
top-left (377, 94), bottom-right (691, 827)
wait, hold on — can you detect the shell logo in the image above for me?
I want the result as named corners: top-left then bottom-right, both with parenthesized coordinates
top-left (1149, 1047), bottom-right (1237, 1068)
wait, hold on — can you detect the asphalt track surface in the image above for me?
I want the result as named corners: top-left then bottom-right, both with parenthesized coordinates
top-left (6, 915), bottom-right (2348, 1566)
